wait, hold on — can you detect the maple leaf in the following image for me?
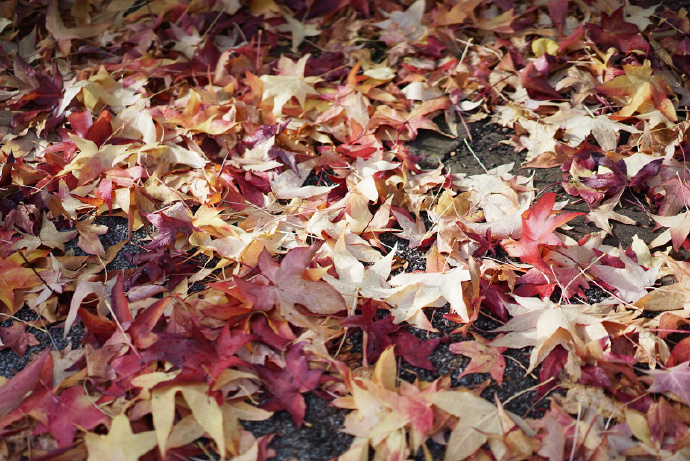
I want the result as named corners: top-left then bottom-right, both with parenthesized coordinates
top-left (40, 386), bottom-right (110, 448)
top-left (64, 276), bottom-right (118, 336)
top-left (650, 211), bottom-right (690, 252)
top-left (427, 390), bottom-right (529, 461)
top-left (333, 347), bottom-right (439, 460)
top-left (143, 205), bottom-right (201, 250)
top-left (588, 7), bottom-right (649, 53)
top-left (589, 250), bottom-right (659, 303)
top-left (450, 334), bottom-right (507, 385)
top-left (321, 234), bottom-right (399, 310)
top-left (151, 383), bottom-right (225, 458)
top-left (45, 0), bottom-right (114, 56)
top-left (68, 110), bottom-right (114, 146)
top-left (255, 342), bottom-right (323, 427)
top-left (647, 362), bottom-right (690, 407)
top-left (236, 244), bottom-right (347, 326)
top-left (657, 175), bottom-right (690, 217)
top-left (62, 134), bottom-right (130, 187)
top-left (342, 300), bottom-right (441, 369)
top-left (490, 296), bottom-right (611, 372)
top-left (75, 215), bottom-right (107, 257)
top-left (519, 60), bottom-right (562, 101)
top-left (0, 348), bottom-right (50, 418)
top-left (585, 193), bottom-right (636, 234)
top-left (8, 57), bottom-right (65, 132)
top-left (375, 0), bottom-right (425, 40)
top-left (392, 209), bottom-right (428, 248)
top-left (259, 55), bottom-right (320, 116)
top-left (544, 108), bottom-right (639, 151)
top-left (84, 413), bottom-right (157, 461)
top-left (140, 324), bottom-right (246, 382)
top-left (0, 323), bottom-right (39, 356)
top-left (276, 15), bottom-right (321, 52)
top-left (387, 267), bottom-right (472, 324)
top-left (11, 214), bottom-right (77, 254)
top-left (595, 60), bottom-right (677, 122)
top-left (370, 97), bottom-right (451, 140)
top-left (458, 165), bottom-right (534, 240)
top-left (503, 192), bottom-right (584, 271)
top-left (635, 254), bottom-right (690, 314)
top-left (341, 300), bottom-right (401, 363)
top-left (561, 147), bottom-right (627, 205)
top-left (127, 297), bottom-right (172, 350)
top-left (434, 0), bottom-right (482, 25)
top-left (0, 254), bottom-right (43, 314)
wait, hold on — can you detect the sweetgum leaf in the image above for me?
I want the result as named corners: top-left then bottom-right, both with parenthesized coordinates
top-left (503, 192), bottom-right (584, 271)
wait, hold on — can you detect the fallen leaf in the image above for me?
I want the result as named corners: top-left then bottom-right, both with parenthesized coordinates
top-left (0, 324), bottom-right (39, 356)
top-left (596, 60), bottom-right (676, 122)
top-left (503, 192), bottom-right (585, 272)
top-left (490, 296), bottom-right (610, 372)
top-left (647, 362), bottom-right (690, 406)
top-left (84, 413), bottom-right (158, 461)
top-left (152, 383), bottom-right (225, 458)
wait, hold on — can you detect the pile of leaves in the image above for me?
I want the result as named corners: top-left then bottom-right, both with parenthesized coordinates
top-left (4, 0), bottom-right (690, 459)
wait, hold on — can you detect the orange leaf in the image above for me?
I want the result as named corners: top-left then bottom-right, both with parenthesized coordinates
top-left (595, 60), bottom-right (677, 122)
top-left (0, 254), bottom-right (42, 314)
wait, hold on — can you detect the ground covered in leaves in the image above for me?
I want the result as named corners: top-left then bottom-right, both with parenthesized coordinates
top-left (4, 0), bottom-right (690, 460)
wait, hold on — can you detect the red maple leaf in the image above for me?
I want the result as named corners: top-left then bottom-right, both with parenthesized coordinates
top-left (143, 210), bottom-right (201, 250)
top-left (450, 335), bottom-right (507, 385)
top-left (503, 192), bottom-right (584, 271)
top-left (36, 386), bottom-right (110, 447)
top-left (587, 7), bottom-right (649, 53)
top-left (255, 342), bottom-right (323, 427)
top-left (0, 348), bottom-right (51, 419)
top-left (341, 300), bottom-right (441, 370)
top-left (140, 323), bottom-right (247, 382)
top-left (68, 110), bottom-right (114, 147)
top-left (9, 57), bottom-right (65, 132)
top-left (0, 323), bottom-right (39, 356)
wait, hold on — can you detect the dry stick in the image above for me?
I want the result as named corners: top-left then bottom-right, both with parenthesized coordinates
top-left (256, 29), bottom-right (262, 72)
top-left (503, 354), bottom-right (537, 380)
top-left (457, 110), bottom-right (473, 142)
top-left (459, 37), bottom-right (473, 65)
top-left (103, 296), bottom-right (141, 360)
top-left (463, 138), bottom-right (489, 174)
top-left (521, 382), bottom-right (559, 418)
top-left (83, 380), bottom-right (110, 416)
top-left (569, 404), bottom-right (582, 461)
top-left (15, 251), bottom-right (64, 351)
top-left (501, 376), bottom-right (552, 407)
top-left (19, 251), bottom-right (59, 299)
top-left (573, 407), bottom-right (600, 461)
top-left (604, 393), bottom-right (647, 431)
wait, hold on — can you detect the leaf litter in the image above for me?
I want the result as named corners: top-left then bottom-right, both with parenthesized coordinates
top-left (4, 0), bottom-right (690, 459)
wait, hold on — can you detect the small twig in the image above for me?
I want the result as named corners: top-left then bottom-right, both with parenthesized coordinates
top-left (463, 138), bottom-right (489, 174)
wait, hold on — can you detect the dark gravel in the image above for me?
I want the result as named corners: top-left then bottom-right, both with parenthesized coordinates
top-left (243, 393), bottom-right (352, 461)
top-left (0, 306), bottom-right (85, 379)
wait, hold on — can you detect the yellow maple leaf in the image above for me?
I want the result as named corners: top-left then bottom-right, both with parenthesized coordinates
top-left (595, 60), bottom-right (677, 121)
top-left (259, 55), bottom-right (320, 116)
top-left (84, 413), bottom-right (157, 461)
top-left (152, 383), bottom-right (225, 459)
